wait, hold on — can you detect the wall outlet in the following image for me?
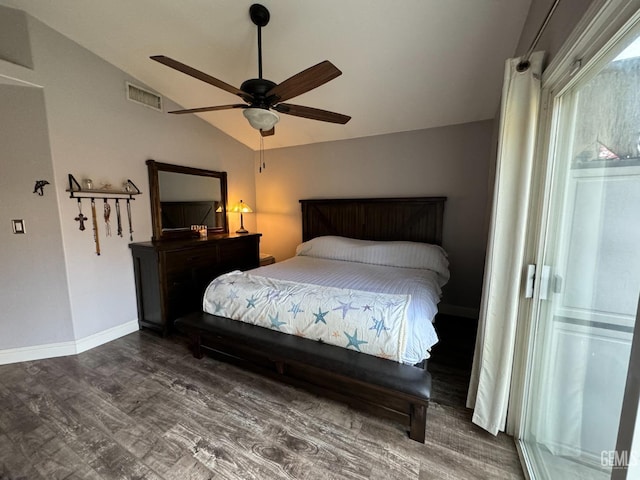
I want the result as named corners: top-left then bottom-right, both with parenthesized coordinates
top-left (12, 219), bottom-right (25, 234)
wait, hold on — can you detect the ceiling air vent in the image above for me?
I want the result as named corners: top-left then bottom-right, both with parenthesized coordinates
top-left (126, 82), bottom-right (162, 111)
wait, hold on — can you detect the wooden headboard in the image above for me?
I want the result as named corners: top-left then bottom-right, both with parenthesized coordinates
top-left (299, 197), bottom-right (446, 245)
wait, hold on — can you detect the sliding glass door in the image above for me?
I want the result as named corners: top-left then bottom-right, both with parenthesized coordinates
top-left (520, 26), bottom-right (640, 480)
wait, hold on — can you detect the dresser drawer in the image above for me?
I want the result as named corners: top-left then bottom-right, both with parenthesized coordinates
top-left (165, 270), bottom-right (192, 296)
top-left (164, 246), bottom-right (219, 274)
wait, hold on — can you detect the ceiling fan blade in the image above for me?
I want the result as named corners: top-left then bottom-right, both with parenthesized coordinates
top-left (260, 127), bottom-right (275, 137)
top-left (273, 103), bottom-right (351, 124)
top-left (267, 61), bottom-right (342, 103)
top-left (168, 104), bottom-right (247, 115)
top-left (151, 55), bottom-right (252, 102)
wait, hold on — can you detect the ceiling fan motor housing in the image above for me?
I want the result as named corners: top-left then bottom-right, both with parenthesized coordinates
top-left (240, 78), bottom-right (277, 108)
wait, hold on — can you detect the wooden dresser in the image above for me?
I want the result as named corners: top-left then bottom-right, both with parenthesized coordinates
top-left (130, 233), bottom-right (260, 335)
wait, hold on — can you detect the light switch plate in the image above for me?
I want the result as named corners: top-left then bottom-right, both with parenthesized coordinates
top-left (12, 219), bottom-right (25, 234)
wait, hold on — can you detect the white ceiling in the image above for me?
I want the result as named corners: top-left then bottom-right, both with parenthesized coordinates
top-left (3, 0), bottom-right (532, 150)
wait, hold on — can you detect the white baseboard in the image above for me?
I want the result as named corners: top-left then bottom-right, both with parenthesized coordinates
top-left (75, 320), bottom-right (139, 354)
top-left (0, 340), bottom-right (77, 365)
top-left (439, 303), bottom-right (479, 319)
top-left (0, 320), bottom-right (139, 365)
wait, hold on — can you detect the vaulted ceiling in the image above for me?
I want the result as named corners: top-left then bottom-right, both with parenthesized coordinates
top-left (2, 0), bottom-right (532, 150)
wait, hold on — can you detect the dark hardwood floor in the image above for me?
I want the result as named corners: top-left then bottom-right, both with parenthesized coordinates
top-left (429, 313), bottom-right (478, 409)
top-left (0, 316), bottom-right (523, 480)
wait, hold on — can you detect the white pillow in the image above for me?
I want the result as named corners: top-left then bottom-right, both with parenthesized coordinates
top-left (296, 236), bottom-right (449, 285)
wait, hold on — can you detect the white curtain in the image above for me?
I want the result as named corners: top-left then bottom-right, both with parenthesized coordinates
top-left (466, 51), bottom-right (544, 435)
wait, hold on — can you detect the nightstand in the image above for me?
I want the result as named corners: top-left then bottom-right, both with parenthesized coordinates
top-left (259, 253), bottom-right (275, 266)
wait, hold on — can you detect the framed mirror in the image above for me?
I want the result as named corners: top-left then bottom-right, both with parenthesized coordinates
top-left (147, 159), bottom-right (228, 241)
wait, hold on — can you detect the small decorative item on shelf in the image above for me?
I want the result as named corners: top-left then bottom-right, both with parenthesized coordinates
top-left (83, 178), bottom-right (93, 190)
top-left (190, 224), bottom-right (208, 238)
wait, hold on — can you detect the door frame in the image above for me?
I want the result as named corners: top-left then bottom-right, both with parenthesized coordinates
top-left (509, 0), bottom-right (640, 477)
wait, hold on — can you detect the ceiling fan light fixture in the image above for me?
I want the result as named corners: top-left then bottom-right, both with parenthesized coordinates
top-left (243, 107), bottom-right (279, 131)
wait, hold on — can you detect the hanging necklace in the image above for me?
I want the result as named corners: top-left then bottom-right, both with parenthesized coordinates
top-left (75, 199), bottom-right (87, 231)
top-left (115, 199), bottom-right (123, 237)
top-left (90, 198), bottom-right (101, 256)
top-left (126, 198), bottom-right (133, 241)
top-left (103, 199), bottom-right (112, 236)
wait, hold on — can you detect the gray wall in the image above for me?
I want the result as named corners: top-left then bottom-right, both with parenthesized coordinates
top-left (0, 84), bottom-right (73, 349)
top-left (0, 5), bottom-right (257, 351)
top-left (255, 120), bottom-right (495, 314)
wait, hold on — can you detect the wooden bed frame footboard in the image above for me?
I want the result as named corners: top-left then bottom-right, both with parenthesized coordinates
top-left (175, 311), bottom-right (432, 442)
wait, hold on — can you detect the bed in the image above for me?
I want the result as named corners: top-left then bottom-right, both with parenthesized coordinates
top-left (175, 196), bottom-right (447, 442)
top-left (204, 236), bottom-right (448, 364)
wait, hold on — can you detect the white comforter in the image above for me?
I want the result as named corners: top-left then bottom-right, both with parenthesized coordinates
top-left (202, 269), bottom-right (412, 362)
top-left (249, 256), bottom-right (442, 364)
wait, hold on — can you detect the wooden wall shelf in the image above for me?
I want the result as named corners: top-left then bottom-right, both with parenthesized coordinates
top-left (66, 174), bottom-right (142, 200)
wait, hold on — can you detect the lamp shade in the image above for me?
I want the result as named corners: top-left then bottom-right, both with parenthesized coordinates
top-left (242, 107), bottom-right (279, 131)
top-left (230, 200), bottom-right (253, 214)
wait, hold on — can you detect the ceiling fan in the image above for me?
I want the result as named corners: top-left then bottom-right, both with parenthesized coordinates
top-left (151, 3), bottom-right (351, 137)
